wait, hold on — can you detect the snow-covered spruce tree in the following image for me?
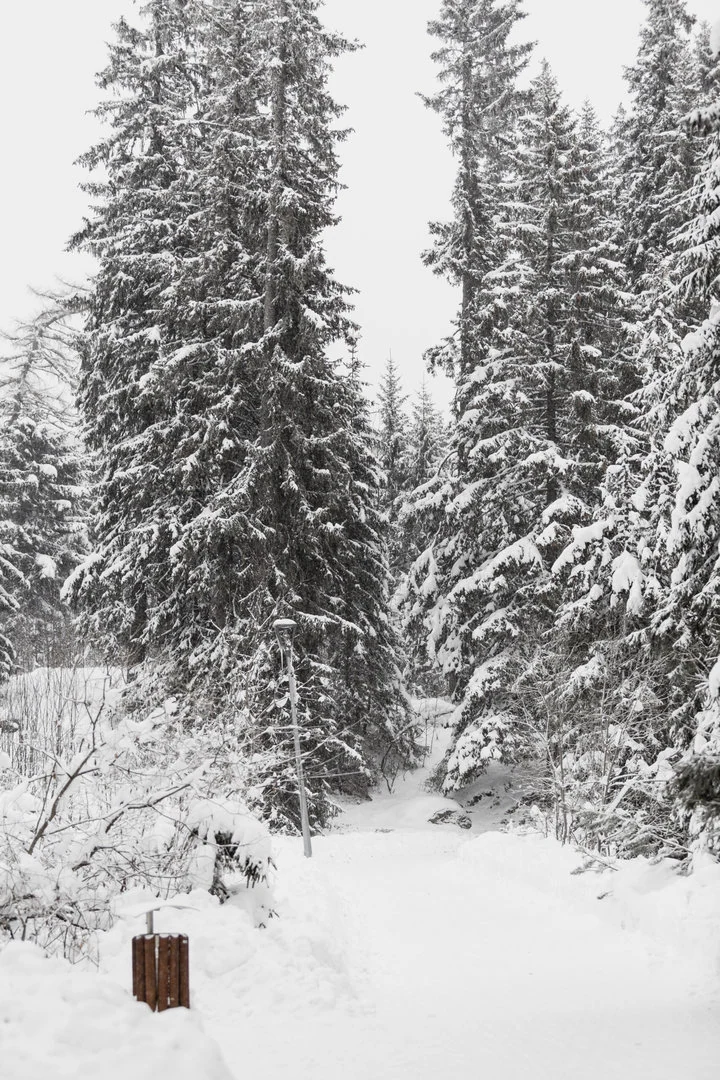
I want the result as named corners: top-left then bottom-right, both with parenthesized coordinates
top-left (408, 61), bottom-right (636, 793)
top-left (545, 42), bottom-right (720, 858)
top-left (0, 303), bottom-right (87, 671)
top-left (692, 21), bottom-right (717, 109)
top-left (376, 353), bottom-right (409, 575)
top-left (68, 0), bottom-right (206, 661)
top-left (195, 0), bottom-right (415, 816)
top-left (617, 0), bottom-right (702, 307)
top-left (394, 380), bottom-right (448, 692)
top-left (422, 0), bottom-right (533, 381)
top-left (377, 353), bottom-right (409, 510)
top-left (71, 0), bottom-right (415, 829)
top-left (401, 380), bottom-right (447, 558)
top-left (398, 0), bottom-right (532, 707)
top-left (655, 70), bottom-right (720, 847)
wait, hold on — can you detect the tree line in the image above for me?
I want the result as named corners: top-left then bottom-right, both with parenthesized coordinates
top-left (1, 0), bottom-right (720, 855)
top-left (399, 0), bottom-right (720, 857)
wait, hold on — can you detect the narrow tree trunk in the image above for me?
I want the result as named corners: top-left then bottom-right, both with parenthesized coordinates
top-left (264, 0), bottom-right (288, 334)
top-left (459, 43), bottom-right (475, 381)
top-left (545, 200), bottom-right (559, 505)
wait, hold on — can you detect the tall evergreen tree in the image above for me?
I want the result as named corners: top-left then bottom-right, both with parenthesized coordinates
top-left (394, 380), bottom-right (448, 691)
top-left (376, 354), bottom-right (409, 574)
top-left (71, 0), bottom-right (415, 828)
top-left (0, 302), bottom-right (87, 670)
top-left (406, 381), bottom-right (447, 501)
top-left (617, 0), bottom-right (700, 299)
top-left (377, 354), bottom-right (409, 511)
top-left (422, 0), bottom-right (534, 382)
top-left (68, 0), bottom-right (204, 659)
top-left (400, 0), bottom-right (533, 721)
top-left (545, 25), bottom-right (720, 857)
top-left (408, 56), bottom-right (635, 792)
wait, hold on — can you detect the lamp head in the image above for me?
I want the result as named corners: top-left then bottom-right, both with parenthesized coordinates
top-left (273, 618), bottom-right (298, 653)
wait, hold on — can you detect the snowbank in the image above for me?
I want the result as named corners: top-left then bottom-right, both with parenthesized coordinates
top-left (591, 848), bottom-right (720, 978)
top-left (101, 877), bottom-right (356, 1022)
top-left (460, 830), bottom-right (720, 981)
top-left (0, 939), bottom-right (233, 1080)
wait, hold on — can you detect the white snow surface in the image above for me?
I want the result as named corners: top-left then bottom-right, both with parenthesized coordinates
top-left (709, 657), bottom-right (720, 699)
top-left (0, 940), bottom-right (232, 1080)
top-left (712, 19), bottom-right (720, 58)
top-left (3, 697), bottom-right (720, 1079)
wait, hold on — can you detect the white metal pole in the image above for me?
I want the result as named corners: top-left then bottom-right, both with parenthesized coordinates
top-left (287, 644), bottom-right (313, 859)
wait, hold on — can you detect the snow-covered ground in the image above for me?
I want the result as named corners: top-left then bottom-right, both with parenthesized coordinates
top-left (0, 939), bottom-right (232, 1080)
top-left (3, 699), bottom-right (720, 1079)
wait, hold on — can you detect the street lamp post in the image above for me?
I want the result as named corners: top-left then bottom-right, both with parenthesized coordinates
top-left (272, 618), bottom-right (312, 859)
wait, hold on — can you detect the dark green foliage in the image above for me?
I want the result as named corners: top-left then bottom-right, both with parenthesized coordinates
top-left (0, 303), bottom-right (87, 671)
top-left (406, 51), bottom-right (635, 792)
top-left (70, 0), bottom-right (416, 829)
top-left (674, 755), bottom-right (720, 816)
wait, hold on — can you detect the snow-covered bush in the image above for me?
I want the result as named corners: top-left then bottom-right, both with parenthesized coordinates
top-left (508, 647), bottom-right (688, 859)
top-left (0, 667), bottom-right (272, 960)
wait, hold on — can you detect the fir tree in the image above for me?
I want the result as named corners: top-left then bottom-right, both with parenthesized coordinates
top-left (546, 31), bottom-right (720, 856)
top-left (0, 302), bottom-right (87, 669)
top-left (617, 0), bottom-right (700, 298)
top-left (409, 60), bottom-right (635, 792)
top-left (71, 0), bottom-right (415, 828)
top-left (68, 0), bottom-right (205, 660)
top-left (422, 0), bottom-right (533, 381)
top-left (403, 0), bottom-right (532, 697)
top-left (395, 380), bottom-right (448, 692)
top-left (377, 354), bottom-right (408, 510)
top-left (376, 354), bottom-right (409, 574)
top-left (406, 380), bottom-right (447, 500)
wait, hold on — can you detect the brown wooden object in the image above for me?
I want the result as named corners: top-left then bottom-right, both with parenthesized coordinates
top-left (179, 936), bottom-right (190, 1009)
top-left (132, 934), bottom-right (189, 1011)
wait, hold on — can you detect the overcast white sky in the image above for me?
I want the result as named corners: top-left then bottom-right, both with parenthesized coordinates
top-left (1, 0), bottom-right (718, 409)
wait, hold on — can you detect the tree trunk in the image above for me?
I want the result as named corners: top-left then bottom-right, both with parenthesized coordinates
top-left (264, 0), bottom-right (289, 334)
top-left (459, 43), bottom-right (475, 381)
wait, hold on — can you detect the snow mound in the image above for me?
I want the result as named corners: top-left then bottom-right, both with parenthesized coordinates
top-left (591, 849), bottom-right (720, 979)
top-left (459, 830), bottom-right (720, 981)
top-left (101, 876), bottom-right (357, 1024)
top-left (0, 939), bottom-right (233, 1080)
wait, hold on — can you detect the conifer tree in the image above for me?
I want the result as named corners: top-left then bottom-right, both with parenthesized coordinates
top-left (409, 56), bottom-right (635, 791)
top-left (395, 380), bottom-right (448, 691)
top-left (406, 381), bottom-right (447, 501)
top-left (422, 0), bottom-right (533, 381)
top-left (376, 354), bottom-right (409, 574)
top-left (68, 0), bottom-right (205, 660)
top-left (403, 0), bottom-right (532, 696)
top-left (546, 27), bottom-right (720, 856)
top-left (654, 71), bottom-right (720, 840)
top-left (377, 354), bottom-right (409, 511)
top-left (617, 0), bottom-right (700, 299)
top-left (0, 302), bottom-right (86, 669)
top-left (71, 0), bottom-right (415, 827)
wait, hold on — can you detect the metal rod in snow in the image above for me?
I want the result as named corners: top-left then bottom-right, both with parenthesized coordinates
top-left (287, 654), bottom-right (313, 858)
top-left (273, 618), bottom-right (313, 859)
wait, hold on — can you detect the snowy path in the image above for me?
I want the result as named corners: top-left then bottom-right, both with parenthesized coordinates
top-left (6, 703), bottom-right (719, 1079)
top-left (199, 837), bottom-right (720, 1080)
top-left (192, 708), bottom-right (720, 1080)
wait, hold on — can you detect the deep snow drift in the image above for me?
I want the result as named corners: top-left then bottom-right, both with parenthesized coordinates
top-left (0, 940), bottom-right (232, 1080)
top-left (3, 699), bottom-right (720, 1079)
